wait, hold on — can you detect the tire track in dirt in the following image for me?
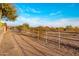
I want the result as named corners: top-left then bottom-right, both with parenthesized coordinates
top-left (12, 32), bottom-right (45, 56)
top-left (0, 31), bottom-right (24, 55)
top-left (17, 32), bottom-right (79, 55)
top-left (14, 33), bottom-right (60, 55)
top-left (19, 33), bottom-right (75, 55)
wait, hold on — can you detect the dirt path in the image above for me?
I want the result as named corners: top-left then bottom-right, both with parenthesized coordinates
top-left (0, 31), bottom-right (59, 56)
top-left (0, 31), bottom-right (79, 56)
top-left (0, 31), bottom-right (24, 56)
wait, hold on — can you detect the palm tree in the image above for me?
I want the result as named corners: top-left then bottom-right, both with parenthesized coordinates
top-left (0, 3), bottom-right (17, 32)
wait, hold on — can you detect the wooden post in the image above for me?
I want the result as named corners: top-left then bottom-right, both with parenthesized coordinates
top-left (58, 30), bottom-right (61, 49)
top-left (45, 30), bottom-right (48, 44)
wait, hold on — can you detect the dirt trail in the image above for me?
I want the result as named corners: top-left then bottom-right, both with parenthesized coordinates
top-left (0, 31), bottom-right (24, 56)
top-left (0, 31), bottom-right (59, 55)
top-left (0, 31), bottom-right (79, 56)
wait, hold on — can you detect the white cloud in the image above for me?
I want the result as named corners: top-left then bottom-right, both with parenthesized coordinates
top-left (31, 8), bottom-right (40, 13)
top-left (49, 11), bottom-right (61, 16)
top-left (47, 18), bottom-right (79, 27)
top-left (5, 16), bottom-right (79, 27)
top-left (23, 13), bottom-right (30, 17)
top-left (15, 5), bottom-right (24, 14)
top-left (26, 7), bottom-right (41, 13)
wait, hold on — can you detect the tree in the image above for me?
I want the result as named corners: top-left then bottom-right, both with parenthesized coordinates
top-left (0, 3), bottom-right (17, 32)
top-left (22, 23), bottom-right (30, 31)
top-left (74, 27), bottom-right (79, 33)
top-left (58, 27), bottom-right (65, 32)
top-left (65, 25), bottom-right (74, 32)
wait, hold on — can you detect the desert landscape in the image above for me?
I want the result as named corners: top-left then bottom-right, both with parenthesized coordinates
top-left (0, 3), bottom-right (79, 56)
top-left (0, 26), bottom-right (79, 56)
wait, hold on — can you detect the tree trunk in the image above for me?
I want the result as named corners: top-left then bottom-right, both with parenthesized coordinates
top-left (0, 9), bottom-right (2, 20)
top-left (3, 23), bottom-right (8, 33)
top-left (0, 9), bottom-right (8, 33)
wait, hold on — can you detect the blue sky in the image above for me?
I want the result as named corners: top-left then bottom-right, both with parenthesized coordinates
top-left (5, 3), bottom-right (79, 27)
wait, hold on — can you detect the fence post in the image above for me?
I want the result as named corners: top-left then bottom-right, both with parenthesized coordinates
top-left (58, 31), bottom-right (61, 49)
top-left (45, 30), bottom-right (48, 44)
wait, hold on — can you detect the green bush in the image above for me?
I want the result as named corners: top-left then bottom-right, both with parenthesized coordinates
top-left (0, 21), bottom-right (4, 27)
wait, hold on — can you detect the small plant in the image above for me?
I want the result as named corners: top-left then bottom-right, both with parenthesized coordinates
top-left (0, 21), bottom-right (4, 27)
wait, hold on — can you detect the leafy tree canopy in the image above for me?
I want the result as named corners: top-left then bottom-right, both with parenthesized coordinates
top-left (0, 3), bottom-right (17, 21)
